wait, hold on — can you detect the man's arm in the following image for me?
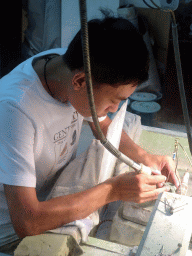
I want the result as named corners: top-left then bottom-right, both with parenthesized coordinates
top-left (89, 116), bottom-right (179, 186)
top-left (4, 182), bottom-right (112, 238)
top-left (4, 172), bottom-right (167, 238)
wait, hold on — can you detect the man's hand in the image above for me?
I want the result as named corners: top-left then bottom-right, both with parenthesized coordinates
top-left (116, 127), bottom-right (180, 188)
top-left (108, 172), bottom-right (170, 204)
top-left (146, 155), bottom-right (180, 188)
top-left (90, 116), bottom-right (180, 188)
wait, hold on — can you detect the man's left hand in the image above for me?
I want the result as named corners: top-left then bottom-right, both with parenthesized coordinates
top-left (149, 155), bottom-right (180, 188)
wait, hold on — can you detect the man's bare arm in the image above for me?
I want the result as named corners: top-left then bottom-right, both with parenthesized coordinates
top-left (4, 173), bottom-right (167, 238)
top-left (89, 116), bottom-right (178, 186)
top-left (4, 182), bottom-right (112, 238)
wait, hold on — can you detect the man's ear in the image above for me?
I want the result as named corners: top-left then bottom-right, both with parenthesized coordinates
top-left (72, 71), bottom-right (86, 91)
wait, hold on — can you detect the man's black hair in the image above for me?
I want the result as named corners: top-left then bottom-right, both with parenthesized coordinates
top-left (63, 9), bottom-right (149, 86)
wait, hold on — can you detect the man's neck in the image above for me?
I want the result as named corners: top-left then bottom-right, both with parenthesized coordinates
top-left (33, 55), bottom-right (71, 103)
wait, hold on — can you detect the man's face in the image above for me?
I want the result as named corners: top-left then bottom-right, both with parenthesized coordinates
top-left (69, 81), bottom-right (136, 118)
top-left (93, 84), bottom-right (136, 117)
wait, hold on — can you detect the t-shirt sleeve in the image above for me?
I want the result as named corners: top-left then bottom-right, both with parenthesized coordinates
top-left (0, 101), bottom-right (36, 187)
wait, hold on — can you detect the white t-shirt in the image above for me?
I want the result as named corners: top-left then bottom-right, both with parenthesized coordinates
top-left (0, 48), bottom-right (106, 246)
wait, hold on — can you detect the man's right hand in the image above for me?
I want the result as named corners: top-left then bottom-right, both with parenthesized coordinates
top-left (108, 172), bottom-right (170, 204)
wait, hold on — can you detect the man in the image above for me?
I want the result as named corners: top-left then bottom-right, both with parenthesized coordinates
top-left (0, 13), bottom-right (178, 253)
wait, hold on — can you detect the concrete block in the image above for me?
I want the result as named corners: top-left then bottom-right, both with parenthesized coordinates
top-left (14, 233), bottom-right (83, 256)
